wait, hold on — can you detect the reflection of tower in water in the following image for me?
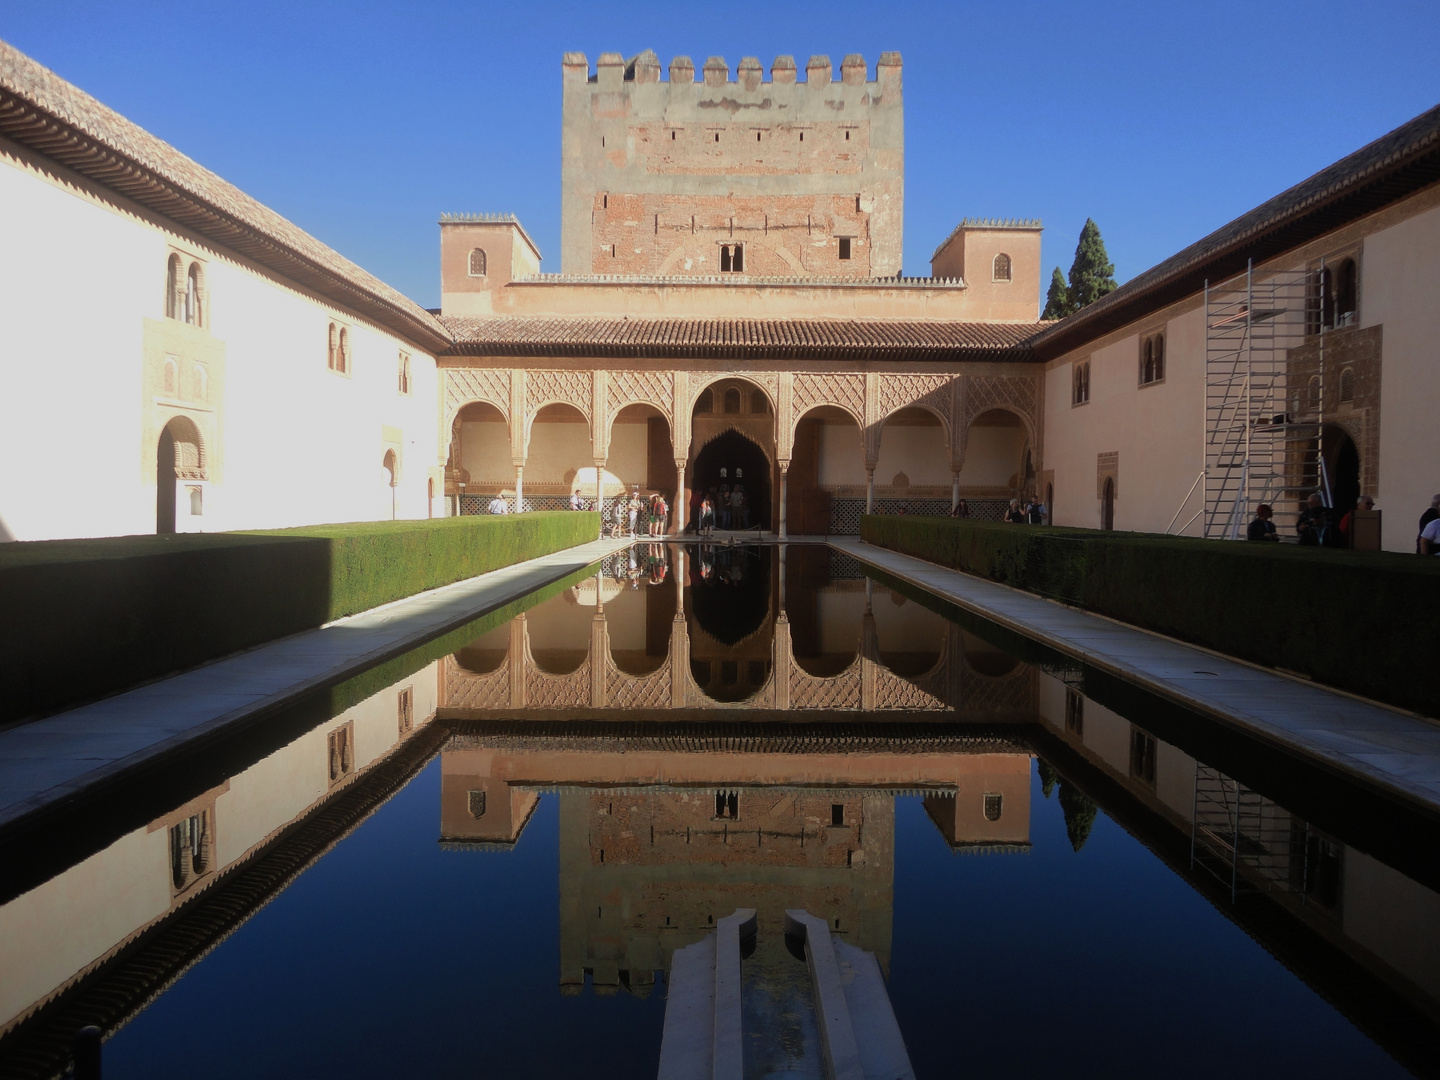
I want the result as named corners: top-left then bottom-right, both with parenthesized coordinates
top-left (436, 730), bottom-right (1034, 999)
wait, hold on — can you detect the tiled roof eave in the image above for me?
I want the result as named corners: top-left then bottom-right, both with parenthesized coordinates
top-left (0, 62), bottom-right (452, 354)
top-left (441, 341), bottom-right (1038, 363)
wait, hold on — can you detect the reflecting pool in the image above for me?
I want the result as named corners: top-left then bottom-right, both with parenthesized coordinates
top-left (1, 545), bottom-right (1437, 1079)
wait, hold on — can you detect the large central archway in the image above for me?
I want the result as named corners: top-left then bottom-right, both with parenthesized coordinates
top-left (687, 377), bottom-right (776, 533)
top-left (691, 430), bottom-right (772, 531)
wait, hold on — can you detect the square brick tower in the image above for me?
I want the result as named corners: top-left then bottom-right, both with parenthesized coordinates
top-left (560, 50), bottom-right (903, 278)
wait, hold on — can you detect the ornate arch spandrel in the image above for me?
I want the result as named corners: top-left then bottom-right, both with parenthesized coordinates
top-left (958, 375), bottom-right (1041, 466)
top-left (444, 369), bottom-right (512, 433)
top-left (523, 370), bottom-right (595, 449)
top-left (791, 372), bottom-right (867, 445)
top-left (877, 374), bottom-right (956, 438)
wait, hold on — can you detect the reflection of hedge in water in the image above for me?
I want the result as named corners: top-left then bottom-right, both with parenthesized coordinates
top-left (861, 515), bottom-right (1440, 716)
top-left (688, 545), bottom-right (771, 646)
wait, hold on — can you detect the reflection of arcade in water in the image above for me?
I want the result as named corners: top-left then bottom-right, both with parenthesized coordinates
top-left (438, 724), bottom-right (1034, 997)
top-left (443, 545), bottom-right (1035, 719)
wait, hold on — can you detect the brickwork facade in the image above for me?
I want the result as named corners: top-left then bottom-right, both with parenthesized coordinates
top-left (561, 50), bottom-right (903, 277)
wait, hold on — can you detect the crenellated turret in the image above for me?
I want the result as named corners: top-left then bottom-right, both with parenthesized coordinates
top-left (559, 50), bottom-right (905, 277)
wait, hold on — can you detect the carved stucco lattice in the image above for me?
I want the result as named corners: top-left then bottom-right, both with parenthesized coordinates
top-left (446, 369), bottom-right (511, 422)
top-left (964, 375), bottom-right (1038, 431)
top-left (444, 657), bottom-right (511, 710)
top-left (879, 374), bottom-right (954, 426)
top-left (793, 373), bottom-right (866, 427)
top-left (872, 664), bottom-right (950, 711)
top-left (526, 370), bottom-right (593, 421)
top-left (524, 659), bottom-right (593, 709)
top-left (606, 665), bottom-right (673, 710)
top-left (607, 370), bottom-right (675, 417)
top-left (788, 658), bottom-right (863, 710)
top-left (959, 374), bottom-right (1041, 461)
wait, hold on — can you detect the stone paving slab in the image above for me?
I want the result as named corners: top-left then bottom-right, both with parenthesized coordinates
top-left (0, 537), bottom-right (629, 835)
top-left (831, 537), bottom-right (1440, 818)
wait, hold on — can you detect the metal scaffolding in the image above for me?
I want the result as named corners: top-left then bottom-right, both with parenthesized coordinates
top-left (1170, 260), bottom-right (1327, 538)
top-left (1202, 261), bottom-right (1323, 538)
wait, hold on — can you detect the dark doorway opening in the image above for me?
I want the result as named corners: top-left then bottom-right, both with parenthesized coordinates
top-left (156, 428), bottom-right (177, 535)
top-left (1101, 478), bottom-right (1115, 531)
top-left (690, 430), bottom-right (772, 531)
top-left (1324, 424), bottom-right (1361, 515)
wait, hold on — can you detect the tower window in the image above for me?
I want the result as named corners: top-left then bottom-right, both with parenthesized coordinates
top-left (398, 352), bottom-right (411, 395)
top-left (720, 244), bottom-right (744, 272)
top-left (714, 132), bottom-right (719, 142)
top-left (992, 253), bottom-right (1012, 282)
top-left (1339, 366), bottom-right (1355, 403)
top-left (838, 237), bottom-right (852, 260)
top-left (831, 804), bottom-right (844, 826)
top-left (468, 248), bottom-right (487, 277)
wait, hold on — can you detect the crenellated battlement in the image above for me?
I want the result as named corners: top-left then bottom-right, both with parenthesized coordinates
top-left (560, 47), bottom-right (905, 277)
top-left (562, 50), bottom-right (902, 88)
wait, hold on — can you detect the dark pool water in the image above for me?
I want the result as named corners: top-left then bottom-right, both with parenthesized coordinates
top-left (3, 545), bottom-right (1436, 1079)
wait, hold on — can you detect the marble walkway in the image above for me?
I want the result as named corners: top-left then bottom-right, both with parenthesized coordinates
top-left (0, 537), bottom-right (630, 834)
top-left (831, 536), bottom-right (1440, 817)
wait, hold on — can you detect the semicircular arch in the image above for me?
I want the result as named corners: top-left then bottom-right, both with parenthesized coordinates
top-left (687, 373), bottom-right (776, 417)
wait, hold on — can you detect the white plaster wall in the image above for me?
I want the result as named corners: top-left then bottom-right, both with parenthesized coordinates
top-left (459, 419), bottom-right (512, 484)
top-left (814, 589), bottom-right (865, 654)
top-left (0, 150), bottom-right (441, 541)
top-left (0, 152), bottom-right (153, 540)
top-left (210, 261), bottom-right (439, 531)
top-left (0, 826), bottom-right (169, 1030)
top-left (957, 425), bottom-right (1027, 487)
top-left (817, 422), bottom-right (866, 486)
top-left (874, 422), bottom-right (950, 486)
top-left (1358, 202), bottom-right (1440, 551)
top-left (1343, 850), bottom-right (1440, 1001)
top-left (1043, 304), bottom-right (1205, 532)
top-left (608, 422), bottom-right (649, 487)
top-left (870, 590), bottom-right (946, 652)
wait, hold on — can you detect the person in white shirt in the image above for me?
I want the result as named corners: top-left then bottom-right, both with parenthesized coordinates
top-left (488, 495), bottom-right (508, 515)
top-left (1420, 515), bottom-right (1440, 554)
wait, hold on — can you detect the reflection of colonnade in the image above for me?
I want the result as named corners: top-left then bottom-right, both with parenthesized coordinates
top-left (442, 549), bottom-right (1036, 717)
top-left (442, 365), bottom-right (1042, 532)
top-left (438, 731), bottom-right (1034, 997)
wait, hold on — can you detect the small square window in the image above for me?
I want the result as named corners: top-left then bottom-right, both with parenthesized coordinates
top-left (838, 237), bottom-right (852, 260)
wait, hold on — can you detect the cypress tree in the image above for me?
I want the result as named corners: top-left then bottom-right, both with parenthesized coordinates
top-left (1041, 267), bottom-right (1072, 319)
top-left (1058, 781), bottom-right (1098, 852)
top-left (1066, 218), bottom-right (1118, 310)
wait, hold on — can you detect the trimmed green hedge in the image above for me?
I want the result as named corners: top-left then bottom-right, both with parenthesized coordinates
top-left (0, 512), bottom-right (598, 724)
top-left (860, 516), bottom-right (1439, 714)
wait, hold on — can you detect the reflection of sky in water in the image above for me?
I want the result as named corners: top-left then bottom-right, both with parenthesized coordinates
top-left (742, 944), bottom-right (822, 1080)
top-left (100, 762), bottom-right (1406, 1079)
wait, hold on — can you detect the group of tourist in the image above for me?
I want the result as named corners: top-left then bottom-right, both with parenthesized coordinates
top-left (1244, 491), bottom-right (1440, 551)
top-left (694, 483), bottom-right (750, 537)
top-left (612, 543), bottom-right (669, 587)
top-left (1001, 497), bottom-right (1047, 524)
top-left (619, 490), bottom-right (669, 537)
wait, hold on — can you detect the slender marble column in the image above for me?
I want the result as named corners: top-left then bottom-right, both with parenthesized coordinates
top-left (514, 464), bottom-right (524, 513)
top-left (673, 461), bottom-right (686, 535)
top-left (865, 468), bottom-right (875, 514)
top-left (778, 464), bottom-right (789, 539)
top-left (952, 472), bottom-right (960, 511)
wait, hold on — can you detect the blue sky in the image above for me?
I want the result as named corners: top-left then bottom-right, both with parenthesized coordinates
top-left (4, 1), bottom-right (1438, 307)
